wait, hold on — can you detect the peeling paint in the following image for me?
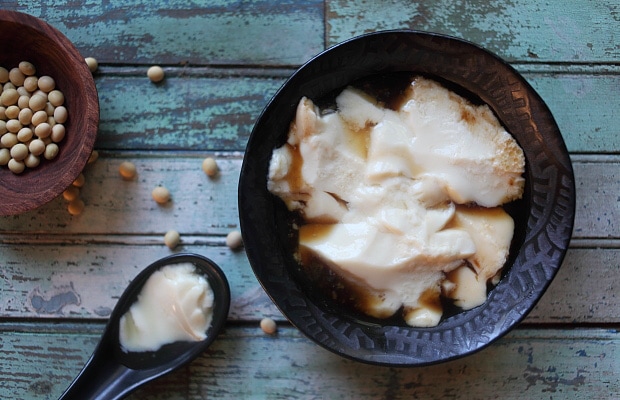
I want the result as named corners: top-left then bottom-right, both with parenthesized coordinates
top-left (327, 0), bottom-right (619, 63)
top-left (28, 379), bottom-right (53, 396)
top-left (523, 365), bottom-right (587, 393)
top-left (29, 285), bottom-right (81, 315)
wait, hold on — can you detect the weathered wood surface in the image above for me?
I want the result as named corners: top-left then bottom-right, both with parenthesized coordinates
top-left (3, 0), bottom-right (325, 66)
top-left (0, 242), bottom-right (618, 325)
top-left (89, 72), bottom-right (620, 153)
top-left (0, 155), bottom-right (617, 239)
top-left (1, 325), bottom-right (617, 400)
top-left (326, 0), bottom-right (620, 63)
top-left (0, 0), bottom-right (618, 399)
top-left (0, 155), bottom-right (618, 324)
top-left (5, 0), bottom-right (618, 65)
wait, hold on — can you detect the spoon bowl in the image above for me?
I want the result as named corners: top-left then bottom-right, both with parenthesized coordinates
top-left (59, 253), bottom-right (231, 400)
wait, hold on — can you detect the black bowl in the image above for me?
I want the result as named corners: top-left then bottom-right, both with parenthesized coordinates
top-left (239, 30), bottom-right (575, 366)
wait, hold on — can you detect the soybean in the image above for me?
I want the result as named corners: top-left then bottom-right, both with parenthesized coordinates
top-left (23, 76), bottom-right (38, 92)
top-left (44, 143), bottom-right (59, 160)
top-left (48, 90), bottom-right (64, 107)
top-left (1, 88), bottom-right (19, 106)
top-left (5, 105), bottom-right (19, 119)
top-left (63, 186), bottom-right (80, 201)
top-left (51, 124), bottom-right (65, 143)
top-left (147, 65), bottom-right (165, 83)
top-left (152, 186), bottom-right (171, 204)
top-left (18, 61), bottom-right (36, 76)
top-left (0, 67), bottom-right (8, 83)
top-left (0, 148), bottom-right (10, 165)
top-left (67, 198), bottom-right (85, 216)
top-left (35, 122), bottom-right (52, 139)
top-left (10, 143), bottom-right (28, 161)
top-left (31, 110), bottom-right (48, 126)
top-left (29, 139), bottom-right (46, 156)
top-left (18, 108), bottom-right (32, 125)
top-left (72, 173), bottom-right (85, 188)
top-left (8, 68), bottom-right (25, 86)
top-left (54, 106), bottom-right (67, 123)
top-left (87, 150), bottom-right (99, 164)
top-left (28, 94), bottom-right (47, 111)
top-left (37, 75), bottom-right (55, 92)
top-left (119, 161), bottom-right (137, 180)
top-left (164, 230), bottom-right (181, 249)
top-left (202, 157), bottom-right (219, 177)
top-left (8, 158), bottom-right (25, 174)
top-left (1, 133), bottom-right (18, 148)
top-left (24, 154), bottom-right (40, 168)
top-left (17, 127), bottom-right (33, 142)
top-left (85, 57), bottom-right (98, 73)
top-left (226, 230), bottom-right (243, 250)
top-left (260, 318), bottom-right (277, 335)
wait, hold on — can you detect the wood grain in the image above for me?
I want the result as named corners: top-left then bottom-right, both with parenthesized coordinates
top-left (5, 1), bottom-right (619, 66)
top-left (0, 1), bottom-right (617, 399)
top-left (0, 155), bottom-right (616, 239)
top-left (87, 72), bottom-right (620, 153)
top-left (0, 242), bottom-right (617, 324)
top-left (326, 0), bottom-right (620, 64)
top-left (4, 0), bottom-right (325, 66)
top-left (1, 324), bottom-right (617, 399)
top-left (0, 154), bottom-right (617, 323)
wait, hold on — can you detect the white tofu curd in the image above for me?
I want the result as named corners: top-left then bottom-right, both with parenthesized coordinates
top-left (119, 263), bottom-right (214, 352)
top-left (268, 76), bottom-right (525, 327)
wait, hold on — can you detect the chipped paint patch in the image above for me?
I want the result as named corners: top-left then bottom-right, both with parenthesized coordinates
top-left (29, 284), bottom-right (81, 315)
top-left (523, 365), bottom-right (587, 393)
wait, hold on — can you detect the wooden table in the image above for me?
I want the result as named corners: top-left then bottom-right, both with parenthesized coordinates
top-left (1, 1), bottom-right (618, 399)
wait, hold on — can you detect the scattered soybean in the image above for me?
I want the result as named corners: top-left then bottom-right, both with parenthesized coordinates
top-left (226, 230), bottom-right (243, 250)
top-left (260, 318), bottom-right (277, 335)
top-left (202, 157), bottom-right (219, 177)
top-left (85, 57), bottom-right (98, 73)
top-left (152, 186), bottom-right (171, 204)
top-left (147, 66), bottom-right (165, 83)
top-left (164, 230), bottom-right (181, 249)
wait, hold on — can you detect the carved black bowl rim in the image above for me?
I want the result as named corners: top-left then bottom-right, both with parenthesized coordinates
top-left (239, 30), bottom-right (576, 366)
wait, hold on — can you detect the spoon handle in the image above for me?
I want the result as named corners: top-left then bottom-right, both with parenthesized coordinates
top-left (58, 353), bottom-right (138, 400)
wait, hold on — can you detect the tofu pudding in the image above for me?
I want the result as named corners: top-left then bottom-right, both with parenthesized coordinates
top-left (267, 76), bottom-right (525, 327)
top-left (119, 263), bottom-right (215, 352)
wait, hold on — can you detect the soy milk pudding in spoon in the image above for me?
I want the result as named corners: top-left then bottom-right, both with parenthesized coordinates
top-left (119, 263), bottom-right (215, 352)
top-left (267, 76), bottom-right (525, 327)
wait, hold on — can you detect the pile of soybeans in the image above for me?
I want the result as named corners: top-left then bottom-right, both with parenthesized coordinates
top-left (0, 61), bottom-right (67, 174)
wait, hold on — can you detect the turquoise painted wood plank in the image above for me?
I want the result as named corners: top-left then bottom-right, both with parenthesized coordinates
top-left (5, 1), bottom-right (619, 65)
top-left (3, 0), bottom-right (324, 66)
top-left (90, 72), bottom-right (620, 153)
top-left (0, 325), bottom-right (617, 399)
top-left (573, 156), bottom-right (620, 239)
top-left (0, 241), bottom-right (617, 323)
top-left (0, 155), bottom-right (242, 236)
top-left (326, 0), bottom-right (620, 63)
top-left (95, 74), bottom-right (282, 151)
top-left (0, 243), bottom-right (278, 322)
top-left (0, 155), bottom-right (616, 239)
top-left (526, 247), bottom-right (620, 324)
top-left (528, 74), bottom-right (620, 154)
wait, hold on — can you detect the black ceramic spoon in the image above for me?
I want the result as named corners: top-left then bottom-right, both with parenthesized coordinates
top-left (59, 253), bottom-right (231, 400)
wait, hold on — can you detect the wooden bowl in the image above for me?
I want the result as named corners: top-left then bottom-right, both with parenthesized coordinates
top-left (0, 10), bottom-right (99, 216)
